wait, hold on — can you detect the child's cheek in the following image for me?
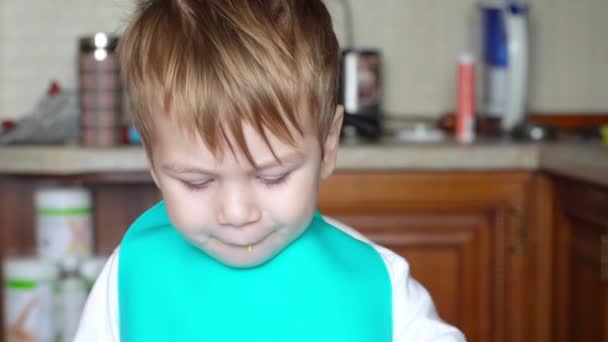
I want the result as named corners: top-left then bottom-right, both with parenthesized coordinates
top-left (264, 167), bottom-right (320, 225)
top-left (164, 191), bottom-right (213, 234)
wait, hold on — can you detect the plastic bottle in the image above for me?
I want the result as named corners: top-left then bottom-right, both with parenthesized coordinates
top-left (455, 52), bottom-right (476, 143)
top-left (35, 186), bottom-right (94, 261)
top-left (56, 257), bottom-right (88, 342)
top-left (3, 257), bottom-right (59, 342)
top-left (80, 256), bottom-right (109, 290)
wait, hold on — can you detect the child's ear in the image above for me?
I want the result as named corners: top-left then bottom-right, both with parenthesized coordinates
top-left (320, 105), bottom-right (344, 180)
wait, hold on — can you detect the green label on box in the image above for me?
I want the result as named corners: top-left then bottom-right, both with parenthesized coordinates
top-left (37, 208), bottom-right (91, 216)
top-left (6, 279), bottom-right (37, 289)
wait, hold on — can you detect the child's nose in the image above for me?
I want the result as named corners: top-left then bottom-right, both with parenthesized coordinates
top-left (216, 187), bottom-right (261, 227)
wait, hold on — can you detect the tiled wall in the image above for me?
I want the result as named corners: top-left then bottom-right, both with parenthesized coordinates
top-left (0, 0), bottom-right (135, 120)
top-left (1, 0), bottom-right (607, 120)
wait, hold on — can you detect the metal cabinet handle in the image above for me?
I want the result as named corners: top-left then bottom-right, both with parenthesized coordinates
top-left (601, 233), bottom-right (608, 286)
top-left (509, 207), bottom-right (527, 255)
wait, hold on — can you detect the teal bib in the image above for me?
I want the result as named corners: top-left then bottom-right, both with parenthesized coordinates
top-left (118, 202), bottom-right (393, 341)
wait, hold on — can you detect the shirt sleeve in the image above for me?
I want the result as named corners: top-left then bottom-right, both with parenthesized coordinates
top-left (324, 215), bottom-right (466, 342)
top-left (74, 247), bottom-right (121, 342)
top-left (377, 245), bottom-right (467, 342)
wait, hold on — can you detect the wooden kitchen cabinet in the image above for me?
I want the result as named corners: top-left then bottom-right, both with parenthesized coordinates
top-left (0, 171), bottom-right (552, 342)
top-left (319, 171), bottom-right (551, 342)
top-left (553, 177), bottom-right (608, 342)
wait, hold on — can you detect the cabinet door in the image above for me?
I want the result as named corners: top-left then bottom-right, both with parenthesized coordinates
top-left (327, 212), bottom-right (492, 342)
top-left (319, 171), bottom-right (544, 342)
top-left (554, 178), bottom-right (608, 342)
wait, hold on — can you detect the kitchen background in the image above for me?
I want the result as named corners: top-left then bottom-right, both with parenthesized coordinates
top-left (1, 1), bottom-right (608, 342)
top-left (1, 0), bottom-right (608, 121)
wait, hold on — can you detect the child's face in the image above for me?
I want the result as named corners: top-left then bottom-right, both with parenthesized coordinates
top-left (148, 109), bottom-right (342, 268)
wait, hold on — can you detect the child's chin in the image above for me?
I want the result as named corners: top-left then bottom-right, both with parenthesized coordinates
top-left (216, 251), bottom-right (278, 269)
top-left (199, 242), bottom-right (283, 268)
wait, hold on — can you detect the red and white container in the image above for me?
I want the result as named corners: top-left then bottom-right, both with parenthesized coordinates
top-left (455, 52), bottom-right (476, 143)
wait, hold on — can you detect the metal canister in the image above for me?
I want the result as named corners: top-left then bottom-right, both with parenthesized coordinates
top-left (78, 33), bottom-right (122, 146)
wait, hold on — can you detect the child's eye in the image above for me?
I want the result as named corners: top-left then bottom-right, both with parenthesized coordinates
top-left (257, 172), bottom-right (291, 187)
top-left (182, 179), bottom-right (214, 191)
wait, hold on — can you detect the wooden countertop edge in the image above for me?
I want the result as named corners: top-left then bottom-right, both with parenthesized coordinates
top-left (0, 143), bottom-right (605, 187)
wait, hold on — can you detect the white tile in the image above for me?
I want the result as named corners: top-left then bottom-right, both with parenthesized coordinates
top-left (1, 0), bottom-right (607, 120)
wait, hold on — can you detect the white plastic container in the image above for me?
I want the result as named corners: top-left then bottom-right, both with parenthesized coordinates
top-left (35, 187), bottom-right (94, 261)
top-left (56, 257), bottom-right (88, 342)
top-left (81, 256), bottom-right (108, 290)
top-left (3, 257), bottom-right (59, 342)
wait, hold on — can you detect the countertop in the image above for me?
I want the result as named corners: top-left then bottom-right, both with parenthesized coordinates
top-left (0, 140), bottom-right (606, 187)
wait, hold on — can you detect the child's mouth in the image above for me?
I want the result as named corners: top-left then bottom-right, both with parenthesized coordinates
top-left (222, 232), bottom-right (272, 249)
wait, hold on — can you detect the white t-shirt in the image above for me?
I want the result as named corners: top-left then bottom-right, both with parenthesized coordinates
top-left (74, 217), bottom-right (466, 341)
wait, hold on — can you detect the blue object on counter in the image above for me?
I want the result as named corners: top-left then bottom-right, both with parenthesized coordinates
top-left (481, 1), bottom-right (529, 68)
top-left (128, 127), bottom-right (141, 145)
top-left (481, 6), bottom-right (507, 67)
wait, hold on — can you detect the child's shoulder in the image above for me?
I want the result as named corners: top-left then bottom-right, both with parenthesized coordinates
top-left (319, 215), bottom-right (411, 279)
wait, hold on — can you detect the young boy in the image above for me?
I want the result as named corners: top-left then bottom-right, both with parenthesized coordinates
top-left (75, 1), bottom-right (465, 341)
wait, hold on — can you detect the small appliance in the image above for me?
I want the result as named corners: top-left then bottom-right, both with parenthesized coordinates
top-left (336, 0), bottom-right (382, 141)
top-left (339, 48), bottom-right (382, 140)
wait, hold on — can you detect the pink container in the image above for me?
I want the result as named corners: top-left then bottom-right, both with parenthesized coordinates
top-left (455, 52), bottom-right (476, 144)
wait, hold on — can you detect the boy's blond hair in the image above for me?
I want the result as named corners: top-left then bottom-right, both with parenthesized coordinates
top-left (118, 0), bottom-right (340, 165)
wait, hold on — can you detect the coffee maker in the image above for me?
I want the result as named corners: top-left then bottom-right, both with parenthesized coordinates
top-left (335, 0), bottom-right (382, 141)
top-left (338, 48), bottom-right (383, 141)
